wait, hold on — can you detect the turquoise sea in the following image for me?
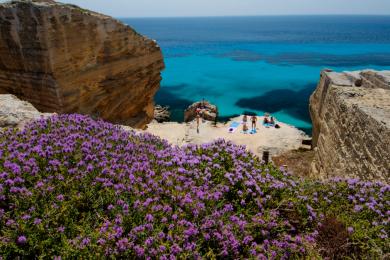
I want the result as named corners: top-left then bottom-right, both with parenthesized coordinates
top-left (121, 16), bottom-right (390, 133)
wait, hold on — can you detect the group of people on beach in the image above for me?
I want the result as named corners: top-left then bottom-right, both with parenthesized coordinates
top-left (263, 115), bottom-right (275, 125)
top-left (242, 115), bottom-right (258, 132)
top-left (242, 113), bottom-right (279, 133)
top-left (195, 100), bottom-right (280, 134)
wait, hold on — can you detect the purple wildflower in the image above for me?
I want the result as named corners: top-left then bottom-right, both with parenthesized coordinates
top-left (17, 236), bottom-right (27, 244)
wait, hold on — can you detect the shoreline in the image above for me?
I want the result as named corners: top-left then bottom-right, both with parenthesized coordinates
top-left (157, 109), bottom-right (313, 135)
top-left (133, 115), bottom-right (309, 158)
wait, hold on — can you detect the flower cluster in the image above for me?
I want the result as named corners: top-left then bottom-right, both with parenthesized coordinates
top-left (0, 114), bottom-right (388, 258)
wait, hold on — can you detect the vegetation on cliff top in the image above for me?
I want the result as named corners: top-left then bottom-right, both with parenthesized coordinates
top-left (0, 115), bottom-right (388, 258)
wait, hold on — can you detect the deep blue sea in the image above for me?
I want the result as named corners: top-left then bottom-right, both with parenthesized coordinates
top-left (121, 16), bottom-right (390, 133)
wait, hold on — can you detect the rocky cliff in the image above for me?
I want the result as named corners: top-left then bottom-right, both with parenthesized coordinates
top-left (310, 70), bottom-right (390, 182)
top-left (0, 0), bottom-right (164, 128)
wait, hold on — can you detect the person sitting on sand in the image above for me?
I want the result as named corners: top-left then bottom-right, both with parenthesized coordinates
top-left (263, 117), bottom-right (269, 124)
top-left (251, 115), bottom-right (257, 130)
top-left (270, 116), bottom-right (275, 125)
top-left (243, 122), bottom-right (249, 132)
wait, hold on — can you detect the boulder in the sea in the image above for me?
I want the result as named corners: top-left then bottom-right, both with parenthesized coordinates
top-left (0, 94), bottom-right (53, 129)
top-left (0, 0), bottom-right (164, 128)
top-left (184, 100), bottom-right (218, 122)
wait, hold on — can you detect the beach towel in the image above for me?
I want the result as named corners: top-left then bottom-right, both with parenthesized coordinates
top-left (228, 121), bottom-right (240, 133)
top-left (263, 123), bottom-right (275, 128)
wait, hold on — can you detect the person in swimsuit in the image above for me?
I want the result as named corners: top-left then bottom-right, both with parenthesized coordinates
top-left (196, 114), bottom-right (200, 133)
top-left (243, 122), bottom-right (249, 132)
top-left (196, 107), bottom-right (201, 115)
top-left (243, 115), bottom-right (248, 123)
top-left (270, 116), bottom-right (275, 126)
top-left (251, 115), bottom-right (257, 130)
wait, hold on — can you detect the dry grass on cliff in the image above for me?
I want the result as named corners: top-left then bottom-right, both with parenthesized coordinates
top-left (272, 147), bottom-right (315, 177)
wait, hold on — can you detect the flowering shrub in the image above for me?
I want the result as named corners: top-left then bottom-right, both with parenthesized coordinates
top-left (0, 114), bottom-right (389, 258)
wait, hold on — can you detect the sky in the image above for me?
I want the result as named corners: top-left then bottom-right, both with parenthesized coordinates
top-left (59, 0), bottom-right (390, 17)
top-left (2, 0), bottom-right (390, 17)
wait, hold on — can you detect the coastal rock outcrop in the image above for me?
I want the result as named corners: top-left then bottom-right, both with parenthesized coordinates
top-left (184, 101), bottom-right (218, 122)
top-left (154, 105), bottom-right (170, 123)
top-left (0, 0), bottom-right (164, 128)
top-left (310, 70), bottom-right (390, 183)
top-left (0, 94), bottom-right (52, 129)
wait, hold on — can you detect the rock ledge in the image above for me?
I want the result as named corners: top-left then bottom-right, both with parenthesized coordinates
top-left (310, 70), bottom-right (390, 183)
top-left (0, 94), bottom-right (52, 129)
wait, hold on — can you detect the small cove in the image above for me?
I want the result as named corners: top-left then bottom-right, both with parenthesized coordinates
top-left (122, 16), bottom-right (390, 134)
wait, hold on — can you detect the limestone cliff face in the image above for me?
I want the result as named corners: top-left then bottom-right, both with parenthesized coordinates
top-left (310, 70), bottom-right (390, 183)
top-left (0, 0), bottom-right (164, 128)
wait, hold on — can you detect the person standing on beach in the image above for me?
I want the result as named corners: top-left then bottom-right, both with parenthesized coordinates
top-left (196, 113), bottom-right (200, 133)
top-left (251, 115), bottom-right (257, 130)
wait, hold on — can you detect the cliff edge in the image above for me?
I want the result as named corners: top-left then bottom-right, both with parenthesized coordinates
top-left (0, 0), bottom-right (164, 128)
top-left (310, 70), bottom-right (390, 182)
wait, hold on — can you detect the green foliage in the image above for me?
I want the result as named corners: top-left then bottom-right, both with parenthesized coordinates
top-left (0, 115), bottom-right (388, 258)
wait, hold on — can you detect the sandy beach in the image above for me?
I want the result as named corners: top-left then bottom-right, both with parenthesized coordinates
top-left (135, 116), bottom-right (308, 158)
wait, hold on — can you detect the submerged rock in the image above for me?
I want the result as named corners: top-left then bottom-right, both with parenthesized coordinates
top-left (0, 0), bottom-right (164, 128)
top-left (184, 100), bottom-right (218, 122)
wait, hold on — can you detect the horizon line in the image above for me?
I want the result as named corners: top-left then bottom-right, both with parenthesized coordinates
top-left (117, 14), bottom-right (390, 19)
